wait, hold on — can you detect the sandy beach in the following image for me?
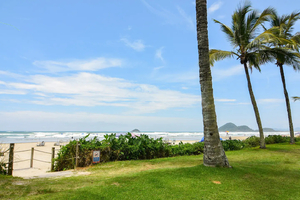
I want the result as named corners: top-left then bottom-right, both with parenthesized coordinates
top-left (173, 135), bottom-right (248, 144)
top-left (1, 142), bottom-right (66, 178)
top-left (0, 135), bottom-right (249, 178)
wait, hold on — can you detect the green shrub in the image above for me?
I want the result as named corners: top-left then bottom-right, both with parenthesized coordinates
top-left (54, 133), bottom-right (297, 171)
top-left (244, 136), bottom-right (260, 147)
top-left (265, 135), bottom-right (298, 144)
top-left (169, 142), bottom-right (204, 156)
top-left (221, 140), bottom-right (244, 151)
top-left (54, 133), bottom-right (174, 171)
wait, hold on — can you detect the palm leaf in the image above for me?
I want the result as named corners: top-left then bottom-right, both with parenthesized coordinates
top-left (246, 27), bottom-right (283, 50)
top-left (284, 11), bottom-right (300, 36)
top-left (250, 7), bottom-right (275, 32)
top-left (213, 19), bottom-right (236, 46)
top-left (292, 96), bottom-right (300, 101)
top-left (209, 49), bottom-right (237, 66)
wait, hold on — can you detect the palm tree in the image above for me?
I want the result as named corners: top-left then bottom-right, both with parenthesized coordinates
top-left (266, 11), bottom-right (300, 144)
top-left (196, 0), bottom-right (230, 167)
top-left (209, 3), bottom-right (283, 149)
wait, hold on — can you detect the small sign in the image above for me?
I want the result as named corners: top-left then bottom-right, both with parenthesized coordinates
top-left (93, 150), bottom-right (100, 164)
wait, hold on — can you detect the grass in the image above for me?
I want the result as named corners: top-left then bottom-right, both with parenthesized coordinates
top-left (1, 143), bottom-right (300, 199)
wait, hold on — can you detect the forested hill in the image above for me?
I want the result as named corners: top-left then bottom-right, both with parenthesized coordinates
top-left (219, 123), bottom-right (276, 132)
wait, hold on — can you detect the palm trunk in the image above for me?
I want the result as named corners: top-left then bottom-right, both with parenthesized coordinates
top-left (278, 64), bottom-right (295, 144)
top-left (243, 63), bottom-right (266, 148)
top-left (196, 0), bottom-right (230, 167)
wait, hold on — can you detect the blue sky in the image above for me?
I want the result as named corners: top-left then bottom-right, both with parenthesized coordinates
top-left (0, 0), bottom-right (299, 131)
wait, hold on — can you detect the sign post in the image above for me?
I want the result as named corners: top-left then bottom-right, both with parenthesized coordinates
top-left (93, 150), bottom-right (100, 164)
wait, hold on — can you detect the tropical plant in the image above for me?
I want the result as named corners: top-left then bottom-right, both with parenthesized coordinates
top-left (265, 11), bottom-right (300, 144)
top-left (243, 136), bottom-right (261, 147)
top-left (209, 2), bottom-right (288, 148)
top-left (195, 0), bottom-right (230, 167)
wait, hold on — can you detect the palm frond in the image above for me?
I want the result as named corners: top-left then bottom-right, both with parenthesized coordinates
top-left (247, 49), bottom-right (277, 71)
top-left (292, 96), bottom-right (300, 101)
top-left (260, 47), bottom-right (300, 70)
top-left (250, 7), bottom-right (275, 32)
top-left (281, 51), bottom-right (300, 70)
top-left (213, 19), bottom-right (236, 46)
top-left (287, 34), bottom-right (300, 51)
top-left (284, 11), bottom-right (300, 36)
top-left (209, 49), bottom-right (237, 66)
top-left (246, 27), bottom-right (282, 50)
top-left (232, 2), bottom-right (252, 47)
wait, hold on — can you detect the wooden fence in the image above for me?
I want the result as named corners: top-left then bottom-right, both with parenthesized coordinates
top-left (1, 143), bottom-right (56, 175)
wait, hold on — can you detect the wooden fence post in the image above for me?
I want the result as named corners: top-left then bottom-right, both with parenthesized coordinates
top-left (75, 141), bottom-right (79, 169)
top-left (51, 147), bottom-right (55, 171)
top-left (8, 143), bottom-right (14, 175)
top-left (30, 147), bottom-right (34, 168)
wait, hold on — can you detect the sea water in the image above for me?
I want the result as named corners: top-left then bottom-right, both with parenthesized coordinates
top-left (0, 131), bottom-right (292, 144)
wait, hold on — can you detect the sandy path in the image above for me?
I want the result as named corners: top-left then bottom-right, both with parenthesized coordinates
top-left (1, 142), bottom-right (66, 178)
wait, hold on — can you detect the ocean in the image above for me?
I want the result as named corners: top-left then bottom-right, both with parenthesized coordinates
top-left (0, 131), bottom-right (292, 144)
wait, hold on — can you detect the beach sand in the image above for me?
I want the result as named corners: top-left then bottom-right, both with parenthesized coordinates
top-left (0, 135), bottom-right (249, 178)
top-left (1, 142), bottom-right (67, 178)
top-left (173, 136), bottom-right (248, 144)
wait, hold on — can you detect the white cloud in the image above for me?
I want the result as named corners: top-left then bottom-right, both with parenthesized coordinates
top-left (33, 57), bottom-right (123, 73)
top-left (0, 70), bottom-right (24, 79)
top-left (211, 65), bottom-right (244, 81)
top-left (215, 99), bottom-right (236, 102)
top-left (5, 72), bottom-right (200, 113)
top-left (177, 6), bottom-right (195, 30)
top-left (153, 66), bottom-right (164, 71)
top-left (120, 38), bottom-right (145, 52)
top-left (155, 47), bottom-right (164, 62)
top-left (156, 70), bottom-right (199, 84)
top-left (0, 90), bottom-right (27, 95)
top-left (208, 1), bottom-right (223, 14)
top-left (258, 99), bottom-right (285, 104)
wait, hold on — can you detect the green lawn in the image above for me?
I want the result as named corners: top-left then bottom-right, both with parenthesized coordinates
top-left (1, 143), bottom-right (300, 200)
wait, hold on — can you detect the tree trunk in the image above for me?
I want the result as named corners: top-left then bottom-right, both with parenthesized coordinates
top-left (196, 0), bottom-right (230, 167)
top-left (278, 64), bottom-right (295, 144)
top-left (243, 63), bottom-right (266, 148)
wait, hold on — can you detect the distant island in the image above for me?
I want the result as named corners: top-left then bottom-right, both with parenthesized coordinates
top-left (219, 122), bottom-right (276, 132)
top-left (131, 129), bottom-right (140, 133)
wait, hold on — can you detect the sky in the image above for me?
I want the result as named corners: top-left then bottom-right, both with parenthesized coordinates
top-left (0, 0), bottom-right (300, 131)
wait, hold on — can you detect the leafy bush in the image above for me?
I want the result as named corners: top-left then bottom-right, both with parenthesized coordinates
top-left (54, 133), bottom-right (298, 171)
top-left (170, 142), bottom-right (204, 156)
top-left (243, 136), bottom-right (260, 147)
top-left (54, 135), bottom-right (102, 171)
top-left (221, 140), bottom-right (244, 151)
top-left (54, 133), bottom-right (174, 171)
top-left (265, 135), bottom-right (299, 144)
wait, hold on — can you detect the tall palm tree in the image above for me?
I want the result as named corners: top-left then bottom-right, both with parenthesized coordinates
top-left (266, 11), bottom-right (300, 144)
top-left (195, 0), bottom-right (230, 167)
top-left (209, 3), bottom-right (283, 149)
